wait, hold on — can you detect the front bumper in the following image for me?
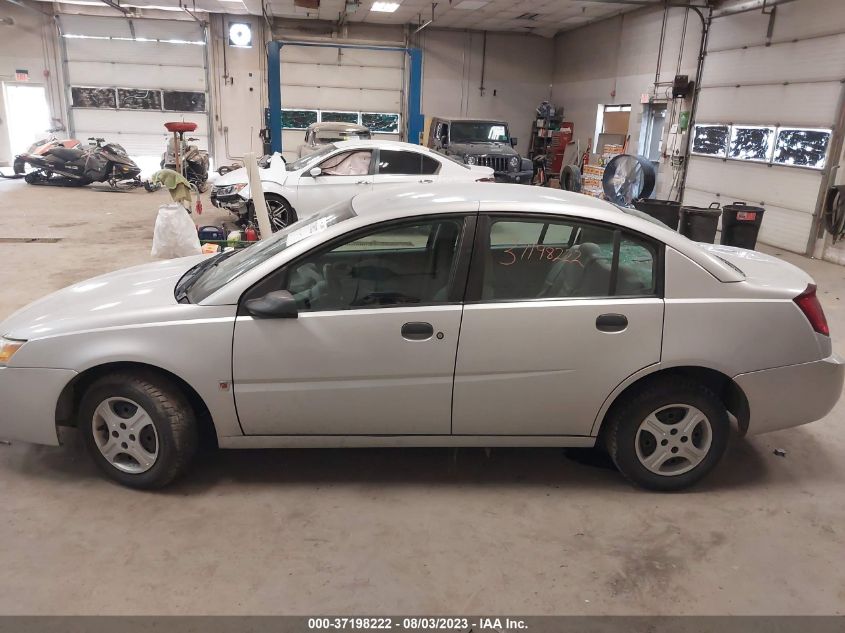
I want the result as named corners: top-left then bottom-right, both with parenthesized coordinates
top-left (210, 191), bottom-right (247, 211)
top-left (494, 169), bottom-right (533, 184)
top-left (0, 367), bottom-right (77, 446)
top-left (735, 353), bottom-right (845, 435)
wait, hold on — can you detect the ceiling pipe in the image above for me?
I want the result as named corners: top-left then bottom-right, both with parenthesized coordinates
top-left (578, 0), bottom-right (710, 7)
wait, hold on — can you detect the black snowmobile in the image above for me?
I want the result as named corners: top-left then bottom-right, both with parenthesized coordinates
top-left (22, 137), bottom-right (142, 188)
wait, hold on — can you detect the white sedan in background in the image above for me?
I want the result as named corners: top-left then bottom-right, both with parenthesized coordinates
top-left (211, 139), bottom-right (494, 232)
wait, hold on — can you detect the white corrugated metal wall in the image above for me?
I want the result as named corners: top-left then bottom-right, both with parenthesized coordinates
top-left (683, 0), bottom-right (845, 254)
top-left (58, 15), bottom-right (210, 163)
top-left (279, 43), bottom-right (404, 156)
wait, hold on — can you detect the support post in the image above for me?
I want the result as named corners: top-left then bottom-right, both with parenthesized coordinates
top-left (267, 40), bottom-right (282, 154)
top-left (407, 47), bottom-right (424, 145)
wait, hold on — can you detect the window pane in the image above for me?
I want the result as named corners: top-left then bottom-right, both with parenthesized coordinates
top-left (321, 111), bottom-right (359, 124)
top-left (70, 86), bottom-right (116, 109)
top-left (378, 150), bottom-right (424, 175)
top-left (421, 155), bottom-right (440, 175)
top-left (162, 90), bottom-right (206, 112)
top-left (729, 126), bottom-right (775, 162)
top-left (490, 221), bottom-right (542, 246)
top-left (773, 128), bottom-right (831, 169)
top-left (691, 124), bottom-right (729, 157)
top-left (117, 88), bottom-right (162, 111)
top-left (287, 219), bottom-right (463, 311)
top-left (484, 218), bottom-right (616, 301)
top-left (362, 112), bottom-right (400, 133)
top-left (319, 150), bottom-right (372, 176)
top-left (617, 234), bottom-right (656, 296)
top-left (282, 109), bottom-right (318, 129)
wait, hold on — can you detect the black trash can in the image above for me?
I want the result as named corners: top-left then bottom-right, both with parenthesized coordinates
top-left (633, 198), bottom-right (681, 230)
top-left (720, 201), bottom-right (765, 250)
top-left (679, 203), bottom-right (721, 243)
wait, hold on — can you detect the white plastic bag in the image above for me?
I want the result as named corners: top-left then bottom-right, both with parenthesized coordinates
top-left (151, 203), bottom-right (202, 259)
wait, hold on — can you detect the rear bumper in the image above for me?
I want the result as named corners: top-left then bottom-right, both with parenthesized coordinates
top-left (735, 353), bottom-right (844, 435)
top-left (0, 367), bottom-right (76, 446)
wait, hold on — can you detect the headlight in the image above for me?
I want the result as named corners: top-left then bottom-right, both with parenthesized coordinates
top-left (465, 155), bottom-right (477, 165)
top-left (509, 155), bottom-right (520, 170)
top-left (215, 183), bottom-right (247, 196)
top-left (0, 338), bottom-right (25, 366)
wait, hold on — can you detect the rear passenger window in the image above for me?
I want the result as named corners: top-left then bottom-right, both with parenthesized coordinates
top-left (480, 217), bottom-right (657, 301)
top-left (378, 150), bottom-right (441, 176)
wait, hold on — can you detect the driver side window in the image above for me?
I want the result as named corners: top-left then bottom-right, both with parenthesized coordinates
top-left (318, 150), bottom-right (372, 177)
top-left (284, 217), bottom-right (464, 312)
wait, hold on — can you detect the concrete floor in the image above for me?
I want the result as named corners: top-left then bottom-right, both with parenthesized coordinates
top-left (0, 177), bottom-right (844, 615)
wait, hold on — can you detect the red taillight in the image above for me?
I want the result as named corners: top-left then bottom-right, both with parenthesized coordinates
top-left (794, 284), bottom-right (829, 336)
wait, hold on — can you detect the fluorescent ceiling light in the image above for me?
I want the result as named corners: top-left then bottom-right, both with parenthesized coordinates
top-left (371, 2), bottom-right (400, 12)
top-left (454, 0), bottom-right (489, 9)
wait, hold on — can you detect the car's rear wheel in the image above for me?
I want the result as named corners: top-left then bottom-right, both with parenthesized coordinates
top-left (249, 194), bottom-right (296, 234)
top-left (79, 372), bottom-right (198, 489)
top-left (605, 378), bottom-right (729, 491)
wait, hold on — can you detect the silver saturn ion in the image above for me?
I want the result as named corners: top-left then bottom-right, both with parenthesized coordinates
top-left (0, 184), bottom-right (841, 490)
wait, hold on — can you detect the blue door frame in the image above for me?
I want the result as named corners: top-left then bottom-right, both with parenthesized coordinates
top-left (267, 40), bottom-right (424, 154)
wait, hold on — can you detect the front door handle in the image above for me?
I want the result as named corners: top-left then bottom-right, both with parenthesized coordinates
top-left (596, 313), bottom-right (628, 332)
top-left (356, 180), bottom-right (369, 185)
top-left (419, 178), bottom-right (434, 183)
top-left (401, 321), bottom-right (434, 341)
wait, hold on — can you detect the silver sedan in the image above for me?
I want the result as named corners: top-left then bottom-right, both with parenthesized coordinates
top-left (1, 184), bottom-right (842, 490)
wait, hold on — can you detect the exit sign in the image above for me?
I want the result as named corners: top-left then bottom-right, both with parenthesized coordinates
top-left (15, 69), bottom-right (28, 81)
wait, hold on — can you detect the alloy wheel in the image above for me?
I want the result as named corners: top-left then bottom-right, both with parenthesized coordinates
top-left (91, 397), bottom-right (159, 474)
top-left (634, 404), bottom-right (712, 476)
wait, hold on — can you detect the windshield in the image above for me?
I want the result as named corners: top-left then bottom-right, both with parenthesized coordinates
top-left (286, 144), bottom-right (336, 171)
top-left (185, 201), bottom-right (356, 303)
top-left (450, 121), bottom-right (510, 144)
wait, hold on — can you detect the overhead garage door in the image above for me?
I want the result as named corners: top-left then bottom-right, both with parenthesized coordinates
top-left (58, 14), bottom-right (209, 166)
top-left (683, 0), bottom-right (845, 256)
top-left (278, 43), bottom-right (405, 155)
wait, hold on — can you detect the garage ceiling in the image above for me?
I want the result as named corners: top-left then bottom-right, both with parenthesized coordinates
top-left (44, 0), bottom-right (648, 37)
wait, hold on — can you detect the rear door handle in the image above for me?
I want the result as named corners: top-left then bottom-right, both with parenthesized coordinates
top-left (596, 313), bottom-right (628, 332)
top-left (356, 180), bottom-right (369, 185)
top-left (419, 179), bottom-right (434, 183)
top-left (401, 322), bottom-right (434, 341)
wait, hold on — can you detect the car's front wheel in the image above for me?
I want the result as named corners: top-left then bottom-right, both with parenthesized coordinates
top-left (605, 378), bottom-right (730, 491)
top-left (249, 194), bottom-right (296, 234)
top-left (79, 372), bottom-right (198, 489)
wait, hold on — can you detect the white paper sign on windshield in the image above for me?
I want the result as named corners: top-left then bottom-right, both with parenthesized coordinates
top-left (285, 216), bottom-right (330, 246)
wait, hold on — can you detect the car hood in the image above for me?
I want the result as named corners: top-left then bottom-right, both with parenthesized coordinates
top-left (214, 161), bottom-right (288, 189)
top-left (449, 142), bottom-right (519, 157)
top-left (0, 255), bottom-right (207, 341)
top-left (214, 166), bottom-right (249, 186)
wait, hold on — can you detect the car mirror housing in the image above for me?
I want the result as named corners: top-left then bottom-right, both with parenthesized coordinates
top-left (244, 290), bottom-right (299, 319)
top-left (309, 167), bottom-right (322, 177)
top-left (510, 137), bottom-right (518, 147)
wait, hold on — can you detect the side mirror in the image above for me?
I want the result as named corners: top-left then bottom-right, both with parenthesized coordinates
top-left (510, 137), bottom-right (518, 147)
top-left (309, 167), bottom-right (322, 178)
top-left (244, 290), bottom-right (298, 319)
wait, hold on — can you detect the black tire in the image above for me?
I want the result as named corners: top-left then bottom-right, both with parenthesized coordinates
top-left (605, 377), bottom-right (729, 491)
top-left (249, 194), bottom-right (297, 234)
top-left (78, 372), bottom-right (198, 489)
top-left (561, 164), bottom-right (582, 192)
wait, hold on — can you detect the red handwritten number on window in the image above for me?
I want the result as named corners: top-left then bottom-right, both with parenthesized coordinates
top-left (499, 245), bottom-right (583, 267)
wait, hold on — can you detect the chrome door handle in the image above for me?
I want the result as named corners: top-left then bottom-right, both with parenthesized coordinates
top-left (596, 313), bottom-right (628, 332)
top-left (401, 322), bottom-right (434, 341)
top-left (356, 180), bottom-right (369, 185)
top-left (419, 179), bottom-right (434, 183)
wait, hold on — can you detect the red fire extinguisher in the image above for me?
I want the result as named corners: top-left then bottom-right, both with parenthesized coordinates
top-left (245, 226), bottom-right (258, 242)
top-left (581, 138), bottom-right (592, 168)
